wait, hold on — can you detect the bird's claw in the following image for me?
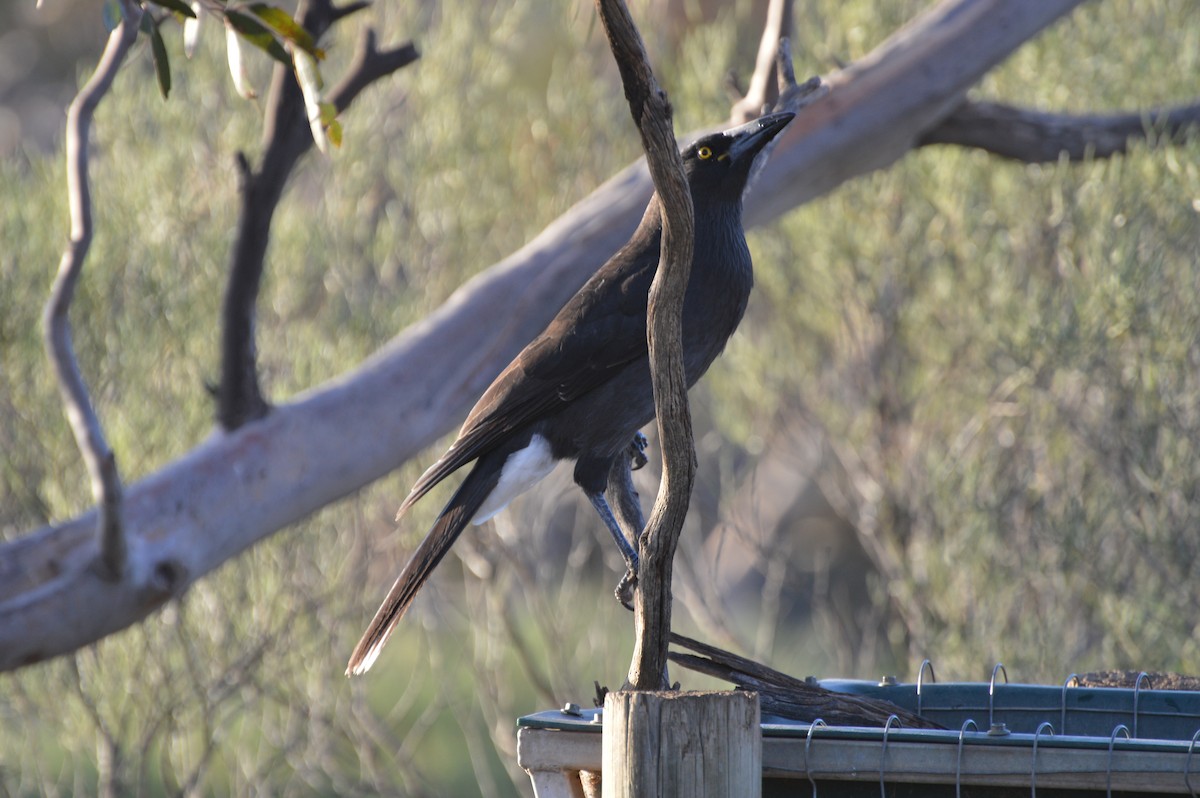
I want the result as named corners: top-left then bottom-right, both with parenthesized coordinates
top-left (615, 568), bottom-right (638, 610)
top-left (628, 432), bottom-right (649, 471)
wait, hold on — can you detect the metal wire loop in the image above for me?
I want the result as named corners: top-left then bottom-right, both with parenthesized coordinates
top-left (805, 719), bottom-right (827, 798)
top-left (1132, 671), bottom-right (1151, 738)
top-left (880, 714), bottom-right (901, 798)
top-left (1061, 672), bottom-right (1078, 736)
top-left (1030, 721), bottom-right (1055, 798)
top-left (1185, 727), bottom-right (1200, 798)
top-left (988, 662), bottom-right (1008, 727)
top-left (1106, 723), bottom-right (1131, 798)
top-left (916, 659), bottom-right (936, 717)
top-left (955, 719), bottom-right (978, 798)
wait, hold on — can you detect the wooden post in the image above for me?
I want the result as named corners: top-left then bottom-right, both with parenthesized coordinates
top-left (602, 690), bottom-right (760, 798)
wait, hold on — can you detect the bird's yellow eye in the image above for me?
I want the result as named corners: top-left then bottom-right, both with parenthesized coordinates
top-left (697, 146), bottom-right (713, 160)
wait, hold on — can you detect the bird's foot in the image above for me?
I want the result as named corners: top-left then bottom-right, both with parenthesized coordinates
top-left (615, 568), bottom-right (638, 610)
top-left (628, 432), bottom-right (649, 471)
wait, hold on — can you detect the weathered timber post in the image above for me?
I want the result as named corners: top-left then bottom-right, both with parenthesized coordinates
top-left (602, 690), bottom-right (760, 798)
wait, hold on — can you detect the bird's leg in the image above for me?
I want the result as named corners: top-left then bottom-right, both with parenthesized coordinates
top-left (587, 491), bottom-right (639, 581)
top-left (577, 446), bottom-right (647, 608)
top-left (605, 437), bottom-right (649, 607)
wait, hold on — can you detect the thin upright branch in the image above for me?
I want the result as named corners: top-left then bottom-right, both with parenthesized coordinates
top-left (43, 0), bottom-right (144, 581)
top-left (600, 30), bottom-right (825, 625)
top-left (745, 38), bottom-right (826, 189)
top-left (594, 0), bottom-right (696, 692)
top-left (730, 0), bottom-right (794, 124)
top-left (920, 97), bottom-right (1200, 162)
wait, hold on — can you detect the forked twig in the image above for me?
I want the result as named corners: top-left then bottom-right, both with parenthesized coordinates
top-left (730, 0), bottom-right (794, 123)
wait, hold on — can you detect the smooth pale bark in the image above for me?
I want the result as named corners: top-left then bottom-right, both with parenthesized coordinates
top-left (0, 0), bottom-right (1088, 673)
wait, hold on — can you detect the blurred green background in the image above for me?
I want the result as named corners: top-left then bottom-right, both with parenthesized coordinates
top-left (2, 0), bottom-right (1199, 795)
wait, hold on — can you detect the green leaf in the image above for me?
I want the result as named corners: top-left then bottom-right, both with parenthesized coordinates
top-left (146, 0), bottom-right (197, 18)
top-left (148, 16), bottom-right (172, 99)
top-left (326, 118), bottom-right (342, 148)
top-left (248, 4), bottom-right (324, 59)
top-left (224, 9), bottom-right (289, 65)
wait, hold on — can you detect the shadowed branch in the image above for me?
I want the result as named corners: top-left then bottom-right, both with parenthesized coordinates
top-left (217, 0), bottom-right (418, 430)
top-left (921, 97), bottom-right (1200, 162)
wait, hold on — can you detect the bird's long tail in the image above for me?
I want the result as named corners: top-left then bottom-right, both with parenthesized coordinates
top-left (346, 454), bottom-right (504, 676)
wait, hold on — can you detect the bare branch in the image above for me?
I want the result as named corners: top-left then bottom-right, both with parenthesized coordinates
top-left (595, 0), bottom-right (696, 692)
top-left (329, 0), bottom-right (370, 24)
top-left (328, 28), bottom-right (419, 115)
top-left (43, 0), bottom-right (144, 582)
top-left (771, 40), bottom-right (829, 116)
top-left (920, 98), bottom-right (1200, 162)
top-left (668, 632), bottom-right (941, 728)
top-left (730, 0), bottom-right (793, 124)
top-left (742, 41), bottom-right (826, 192)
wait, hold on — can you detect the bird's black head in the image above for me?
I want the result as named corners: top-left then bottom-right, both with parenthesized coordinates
top-left (682, 111), bottom-right (795, 203)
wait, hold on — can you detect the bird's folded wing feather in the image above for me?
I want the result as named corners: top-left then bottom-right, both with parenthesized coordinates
top-left (398, 245), bottom-right (659, 515)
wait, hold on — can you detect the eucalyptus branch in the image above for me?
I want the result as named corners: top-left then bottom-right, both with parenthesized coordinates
top-left (328, 28), bottom-right (419, 114)
top-left (217, 0), bottom-right (417, 430)
top-left (43, 0), bottom-right (144, 581)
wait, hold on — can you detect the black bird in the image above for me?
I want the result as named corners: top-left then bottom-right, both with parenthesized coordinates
top-left (347, 111), bottom-right (794, 676)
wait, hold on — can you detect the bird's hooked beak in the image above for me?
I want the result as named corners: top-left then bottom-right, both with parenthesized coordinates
top-left (724, 111), bottom-right (795, 164)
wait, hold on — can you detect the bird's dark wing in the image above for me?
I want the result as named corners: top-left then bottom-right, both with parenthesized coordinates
top-left (397, 235), bottom-right (660, 516)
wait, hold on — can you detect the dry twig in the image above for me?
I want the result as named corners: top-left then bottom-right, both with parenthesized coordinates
top-left (669, 633), bottom-right (942, 729)
top-left (43, 0), bottom-right (145, 581)
top-left (595, 0), bottom-right (696, 691)
top-left (730, 0), bottom-right (795, 124)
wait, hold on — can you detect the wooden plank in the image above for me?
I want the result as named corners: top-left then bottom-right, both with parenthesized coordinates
top-left (518, 727), bottom-right (603, 771)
